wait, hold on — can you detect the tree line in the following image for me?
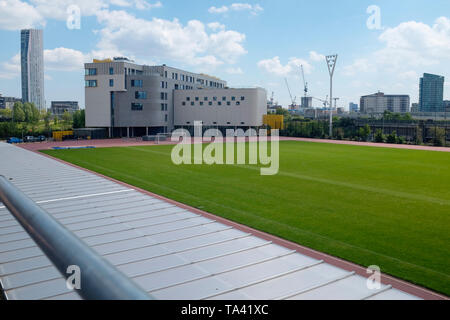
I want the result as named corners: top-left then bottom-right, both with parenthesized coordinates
top-left (0, 102), bottom-right (85, 139)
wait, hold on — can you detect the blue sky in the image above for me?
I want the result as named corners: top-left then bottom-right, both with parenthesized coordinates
top-left (0, 0), bottom-right (449, 109)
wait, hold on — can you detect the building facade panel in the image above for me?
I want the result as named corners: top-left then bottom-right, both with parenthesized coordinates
top-left (174, 88), bottom-right (267, 128)
top-left (21, 29), bottom-right (45, 111)
top-left (360, 92), bottom-right (410, 114)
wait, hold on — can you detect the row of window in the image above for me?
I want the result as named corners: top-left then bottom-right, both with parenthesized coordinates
top-left (130, 103), bottom-right (169, 122)
top-left (185, 121), bottom-right (246, 125)
top-left (182, 101), bottom-right (242, 106)
top-left (164, 70), bottom-right (224, 88)
top-left (85, 80), bottom-right (97, 87)
top-left (186, 96), bottom-right (245, 102)
top-left (85, 67), bottom-right (143, 76)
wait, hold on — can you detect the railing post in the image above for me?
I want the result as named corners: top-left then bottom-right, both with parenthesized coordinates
top-left (0, 175), bottom-right (152, 300)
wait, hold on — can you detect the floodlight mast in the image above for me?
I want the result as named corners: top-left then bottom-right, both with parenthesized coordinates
top-left (326, 55), bottom-right (338, 137)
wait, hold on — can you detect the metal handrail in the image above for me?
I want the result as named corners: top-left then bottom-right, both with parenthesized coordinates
top-left (0, 175), bottom-right (152, 300)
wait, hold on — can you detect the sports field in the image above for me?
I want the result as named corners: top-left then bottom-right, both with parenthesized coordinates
top-left (42, 141), bottom-right (450, 295)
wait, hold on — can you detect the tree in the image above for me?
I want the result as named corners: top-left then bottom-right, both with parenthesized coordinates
top-left (62, 111), bottom-right (73, 130)
top-left (0, 108), bottom-right (12, 118)
top-left (414, 126), bottom-right (423, 145)
top-left (387, 131), bottom-right (398, 144)
top-left (12, 102), bottom-right (25, 122)
top-left (358, 124), bottom-right (371, 141)
top-left (433, 128), bottom-right (446, 147)
top-left (30, 103), bottom-right (40, 124)
top-left (374, 129), bottom-right (385, 143)
top-left (23, 102), bottom-right (33, 123)
top-left (44, 110), bottom-right (52, 135)
top-left (73, 109), bottom-right (85, 129)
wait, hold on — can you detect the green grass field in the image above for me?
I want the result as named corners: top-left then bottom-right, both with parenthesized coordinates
top-left (42, 141), bottom-right (450, 296)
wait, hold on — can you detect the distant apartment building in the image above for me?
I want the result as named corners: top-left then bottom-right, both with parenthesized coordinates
top-left (51, 101), bottom-right (80, 118)
top-left (445, 100), bottom-right (450, 113)
top-left (85, 58), bottom-right (267, 137)
top-left (349, 102), bottom-right (358, 113)
top-left (419, 73), bottom-right (444, 112)
top-left (411, 103), bottom-right (420, 113)
top-left (360, 92), bottom-right (410, 114)
top-left (301, 96), bottom-right (313, 109)
top-left (0, 94), bottom-right (21, 109)
top-left (21, 29), bottom-right (45, 111)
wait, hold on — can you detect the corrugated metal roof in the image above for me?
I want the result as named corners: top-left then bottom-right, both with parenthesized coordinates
top-left (0, 142), bottom-right (420, 300)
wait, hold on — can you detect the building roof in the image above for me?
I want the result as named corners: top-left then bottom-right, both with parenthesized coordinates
top-left (0, 143), bottom-right (421, 300)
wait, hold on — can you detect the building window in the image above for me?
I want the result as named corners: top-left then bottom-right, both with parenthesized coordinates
top-left (85, 80), bottom-right (97, 87)
top-left (186, 97), bottom-right (190, 101)
top-left (191, 102), bottom-right (195, 106)
top-left (227, 101), bottom-right (231, 106)
top-left (204, 97), bottom-right (208, 101)
top-left (131, 103), bottom-right (143, 111)
top-left (213, 97), bottom-right (217, 101)
top-left (222, 97), bottom-right (226, 101)
top-left (132, 80), bottom-right (143, 87)
top-left (164, 92), bottom-right (168, 100)
top-left (182, 101), bottom-right (186, 106)
top-left (175, 84), bottom-right (179, 90)
top-left (236, 101), bottom-right (240, 106)
top-left (208, 101), bottom-right (212, 106)
top-left (165, 114), bottom-right (168, 122)
top-left (135, 91), bottom-right (147, 99)
top-left (218, 101), bottom-right (222, 106)
top-left (109, 79), bottom-right (114, 87)
top-left (85, 68), bottom-right (97, 76)
top-left (109, 67), bottom-right (114, 75)
top-left (231, 96), bottom-right (236, 101)
top-left (241, 96), bottom-right (245, 101)
top-left (161, 103), bottom-right (165, 111)
top-left (200, 102), bottom-right (204, 106)
top-left (195, 97), bottom-right (199, 101)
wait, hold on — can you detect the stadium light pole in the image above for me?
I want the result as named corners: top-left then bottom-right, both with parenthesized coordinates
top-left (326, 54), bottom-right (338, 138)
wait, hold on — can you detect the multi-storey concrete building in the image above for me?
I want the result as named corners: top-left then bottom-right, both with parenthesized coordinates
top-left (85, 58), bottom-right (267, 137)
top-left (360, 92), bottom-right (410, 114)
top-left (50, 101), bottom-right (79, 118)
top-left (0, 94), bottom-right (21, 109)
top-left (349, 102), bottom-right (358, 113)
top-left (174, 88), bottom-right (267, 129)
top-left (419, 73), bottom-right (444, 112)
top-left (21, 29), bottom-right (45, 111)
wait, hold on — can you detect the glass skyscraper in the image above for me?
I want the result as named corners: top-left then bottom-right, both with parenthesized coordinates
top-left (21, 29), bottom-right (45, 111)
top-left (419, 73), bottom-right (444, 113)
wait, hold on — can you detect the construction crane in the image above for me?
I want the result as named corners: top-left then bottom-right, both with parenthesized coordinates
top-left (312, 96), bottom-right (329, 109)
top-left (284, 78), bottom-right (297, 109)
top-left (301, 65), bottom-right (308, 98)
top-left (333, 97), bottom-right (340, 109)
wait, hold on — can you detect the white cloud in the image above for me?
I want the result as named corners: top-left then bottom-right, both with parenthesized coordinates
top-left (0, 47), bottom-right (87, 79)
top-left (226, 67), bottom-right (243, 75)
top-left (309, 51), bottom-right (325, 62)
top-left (342, 58), bottom-right (374, 76)
top-left (94, 10), bottom-right (247, 69)
top-left (0, 0), bottom-right (45, 30)
top-left (208, 6), bottom-right (229, 14)
top-left (207, 22), bottom-right (225, 32)
top-left (209, 3), bottom-right (263, 16)
top-left (0, 53), bottom-right (20, 79)
top-left (374, 17), bottom-right (450, 69)
top-left (257, 56), bottom-right (312, 77)
top-left (0, 0), bottom-right (163, 30)
top-left (44, 47), bottom-right (87, 71)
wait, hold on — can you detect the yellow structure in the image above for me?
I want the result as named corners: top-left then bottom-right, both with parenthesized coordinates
top-left (52, 131), bottom-right (74, 141)
top-left (93, 58), bottom-right (113, 63)
top-left (263, 115), bottom-right (284, 130)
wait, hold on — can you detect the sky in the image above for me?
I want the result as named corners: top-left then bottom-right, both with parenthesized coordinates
top-left (0, 0), bottom-right (449, 110)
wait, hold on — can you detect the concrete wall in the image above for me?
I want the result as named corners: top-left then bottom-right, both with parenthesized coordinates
top-left (174, 88), bottom-right (267, 127)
